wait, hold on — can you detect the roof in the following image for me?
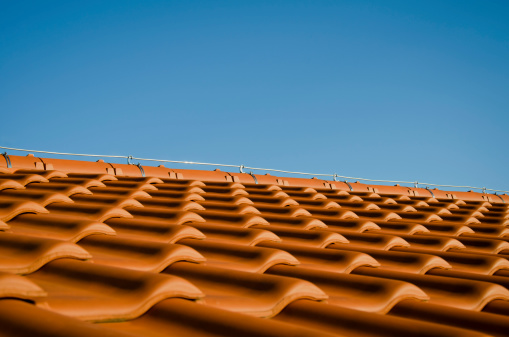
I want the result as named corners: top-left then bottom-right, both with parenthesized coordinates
top-left (1, 153), bottom-right (509, 337)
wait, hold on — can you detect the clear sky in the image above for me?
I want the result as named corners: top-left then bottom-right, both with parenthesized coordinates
top-left (1, 1), bottom-right (508, 192)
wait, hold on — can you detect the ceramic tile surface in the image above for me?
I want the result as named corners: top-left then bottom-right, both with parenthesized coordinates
top-left (1, 154), bottom-right (509, 336)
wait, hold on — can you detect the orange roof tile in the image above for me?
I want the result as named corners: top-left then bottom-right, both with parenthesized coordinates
top-left (1, 154), bottom-right (509, 336)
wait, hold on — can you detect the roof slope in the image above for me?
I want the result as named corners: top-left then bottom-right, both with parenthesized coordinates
top-left (0, 154), bottom-right (509, 336)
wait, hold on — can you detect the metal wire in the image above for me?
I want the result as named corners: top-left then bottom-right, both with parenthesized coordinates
top-left (1, 145), bottom-right (507, 194)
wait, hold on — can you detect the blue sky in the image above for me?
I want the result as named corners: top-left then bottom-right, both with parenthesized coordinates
top-left (1, 1), bottom-right (508, 191)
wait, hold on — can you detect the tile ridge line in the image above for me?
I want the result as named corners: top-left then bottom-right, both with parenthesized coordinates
top-left (0, 145), bottom-right (506, 194)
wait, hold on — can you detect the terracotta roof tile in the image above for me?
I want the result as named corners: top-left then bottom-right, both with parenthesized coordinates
top-left (330, 245), bottom-right (451, 274)
top-left (417, 222), bottom-right (475, 235)
top-left (427, 269), bottom-right (509, 289)
top-left (177, 238), bottom-right (299, 272)
top-left (188, 223), bottom-right (280, 245)
top-left (244, 189), bottom-right (289, 198)
top-left (13, 169), bottom-right (68, 179)
top-left (88, 186), bottom-right (152, 198)
top-left (104, 217), bottom-right (205, 242)
top-left (254, 204), bottom-right (311, 216)
top-left (48, 177), bottom-right (107, 188)
top-left (0, 189), bottom-right (74, 206)
top-left (28, 259), bottom-right (203, 321)
top-left (453, 237), bottom-right (509, 254)
top-left (276, 300), bottom-right (489, 337)
top-left (258, 241), bottom-right (380, 273)
top-left (102, 180), bottom-right (159, 190)
top-left (0, 272), bottom-right (47, 299)
top-left (1, 156), bottom-right (509, 336)
top-left (0, 300), bottom-right (138, 337)
top-left (0, 179), bottom-right (25, 191)
top-left (26, 182), bottom-right (93, 196)
top-left (116, 176), bottom-right (165, 184)
top-left (368, 221), bottom-right (429, 235)
top-left (462, 224), bottom-right (509, 238)
top-left (266, 265), bottom-right (428, 314)
top-left (253, 226), bottom-right (347, 247)
top-left (0, 219), bottom-right (9, 230)
top-left (194, 211), bottom-right (270, 227)
top-left (66, 173), bottom-right (118, 181)
top-left (245, 195), bottom-right (298, 206)
top-left (7, 213), bottom-right (117, 241)
top-left (196, 201), bottom-right (261, 215)
top-left (164, 262), bottom-right (327, 317)
top-left (78, 236), bottom-right (206, 272)
top-left (101, 298), bottom-right (337, 337)
top-left (0, 173), bottom-right (49, 186)
top-left (0, 232), bottom-right (91, 274)
top-left (353, 267), bottom-right (509, 311)
top-left (391, 300), bottom-right (509, 336)
top-left (45, 202), bottom-right (133, 222)
top-left (257, 213), bottom-right (328, 229)
top-left (392, 247), bottom-right (509, 275)
top-left (395, 233), bottom-right (465, 251)
top-left (483, 299), bottom-right (509, 316)
top-left (290, 199), bottom-right (342, 209)
top-left (0, 200), bottom-right (49, 222)
top-left (331, 231), bottom-right (410, 250)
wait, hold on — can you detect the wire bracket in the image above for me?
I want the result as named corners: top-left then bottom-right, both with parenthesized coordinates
top-left (137, 163), bottom-right (145, 177)
top-left (249, 171), bottom-right (258, 184)
top-left (1, 152), bottom-right (12, 168)
top-left (425, 186), bottom-right (435, 198)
